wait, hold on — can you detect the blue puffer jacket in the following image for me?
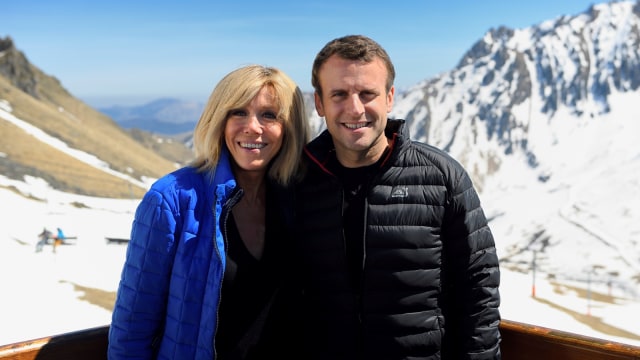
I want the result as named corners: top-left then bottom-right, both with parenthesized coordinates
top-left (108, 149), bottom-right (238, 359)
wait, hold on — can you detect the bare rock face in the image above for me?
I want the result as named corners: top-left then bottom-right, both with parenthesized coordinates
top-left (0, 36), bottom-right (39, 99)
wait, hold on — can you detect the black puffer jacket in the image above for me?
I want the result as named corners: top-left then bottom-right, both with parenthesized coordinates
top-left (293, 119), bottom-right (501, 360)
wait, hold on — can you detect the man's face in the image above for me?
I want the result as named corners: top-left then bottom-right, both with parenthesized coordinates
top-left (314, 55), bottom-right (394, 168)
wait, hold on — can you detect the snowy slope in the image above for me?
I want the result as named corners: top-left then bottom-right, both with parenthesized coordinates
top-left (391, 0), bottom-right (640, 298)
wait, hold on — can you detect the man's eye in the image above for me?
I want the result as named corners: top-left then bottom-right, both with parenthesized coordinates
top-left (360, 92), bottom-right (377, 102)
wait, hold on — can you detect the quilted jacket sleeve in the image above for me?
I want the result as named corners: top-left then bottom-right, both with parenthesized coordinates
top-left (443, 169), bottom-right (502, 360)
top-left (108, 189), bottom-right (178, 359)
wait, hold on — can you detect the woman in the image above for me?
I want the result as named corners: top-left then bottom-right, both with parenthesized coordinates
top-left (108, 65), bottom-right (310, 359)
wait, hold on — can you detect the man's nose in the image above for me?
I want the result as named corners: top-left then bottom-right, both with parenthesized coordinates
top-left (347, 94), bottom-right (365, 117)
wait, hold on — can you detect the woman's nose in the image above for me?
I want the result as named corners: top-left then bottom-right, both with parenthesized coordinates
top-left (245, 113), bottom-right (264, 133)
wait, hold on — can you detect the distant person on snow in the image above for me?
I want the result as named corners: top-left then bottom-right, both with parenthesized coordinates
top-left (108, 65), bottom-right (310, 359)
top-left (35, 227), bottom-right (51, 253)
top-left (55, 227), bottom-right (65, 241)
top-left (52, 227), bottom-right (65, 253)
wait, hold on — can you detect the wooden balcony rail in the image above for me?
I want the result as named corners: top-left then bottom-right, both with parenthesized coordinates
top-left (0, 319), bottom-right (639, 359)
top-left (499, 320), bottom-right (640, 360)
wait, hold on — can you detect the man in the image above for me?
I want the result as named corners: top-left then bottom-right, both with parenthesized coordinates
top-left (292, 35), bottom-right (501, 359)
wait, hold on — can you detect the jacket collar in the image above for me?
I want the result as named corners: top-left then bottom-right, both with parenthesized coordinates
top-left (205, 145), bottom-right (237, 202)
top-left (304, 118), bottom-right (409, 171)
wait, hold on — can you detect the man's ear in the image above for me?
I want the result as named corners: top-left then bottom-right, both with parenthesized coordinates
top-left (314, 92), bottom-right (325, 117)
top-left (387, 85), bottom-right (395, 113)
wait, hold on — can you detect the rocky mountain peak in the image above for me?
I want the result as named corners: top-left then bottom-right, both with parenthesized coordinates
top-left (0, 36), bottom-right (39, 99)
top-left (389, 0), bottom-right (640, 286)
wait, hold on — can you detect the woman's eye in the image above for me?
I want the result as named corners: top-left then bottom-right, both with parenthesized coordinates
top-left (263, 111), bottom-right (277, 120)
top-left (230, 109), bottom-right (247, 117)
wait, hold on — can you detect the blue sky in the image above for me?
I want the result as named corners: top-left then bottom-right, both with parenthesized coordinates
top-left (4, 0), bottom-right (599, 107)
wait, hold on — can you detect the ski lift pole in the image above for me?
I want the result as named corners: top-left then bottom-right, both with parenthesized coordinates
top-left (531, 250), bottom-right (537, 298)
top-left (587, 267), bottom-right (592, 316)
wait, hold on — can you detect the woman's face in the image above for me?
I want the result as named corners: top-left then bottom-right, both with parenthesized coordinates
top-left (224, 85), bottom-right (284, 175)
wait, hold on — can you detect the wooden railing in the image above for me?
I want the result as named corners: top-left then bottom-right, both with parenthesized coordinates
top-left (0, 326), bottom-right (108, 360)
top-left (0, 319), bottom-right (639, 359)
top-left (499, 320), bottom-right (640, 360)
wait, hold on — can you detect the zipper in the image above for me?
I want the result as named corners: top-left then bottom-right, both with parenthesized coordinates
top-left (212, 186), bottom-right (243, 358)
top-left (357, 172), bottom-right (378, 357)
top-left (357, 195), bottom-right (368, 357)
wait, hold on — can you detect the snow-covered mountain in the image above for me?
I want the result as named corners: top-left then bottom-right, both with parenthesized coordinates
top-left (388, 0), bottom-right (640, 295)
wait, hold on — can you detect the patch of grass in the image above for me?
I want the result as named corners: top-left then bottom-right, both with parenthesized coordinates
top-left (59, 280), bottom-right (116, 312)
top-left (70, 201), bottom-right (89, 209)
top-left (533, 296), bottom-right (640, 341)
top-left (0, 71), bottom-right (193, 198)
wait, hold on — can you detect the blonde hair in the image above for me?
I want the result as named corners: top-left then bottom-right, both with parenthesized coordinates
top-left (191, 65), bottom-right (310, 185)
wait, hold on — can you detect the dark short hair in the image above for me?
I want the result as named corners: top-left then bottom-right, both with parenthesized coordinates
top-left (311, 34), bottom-right (396, 97)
